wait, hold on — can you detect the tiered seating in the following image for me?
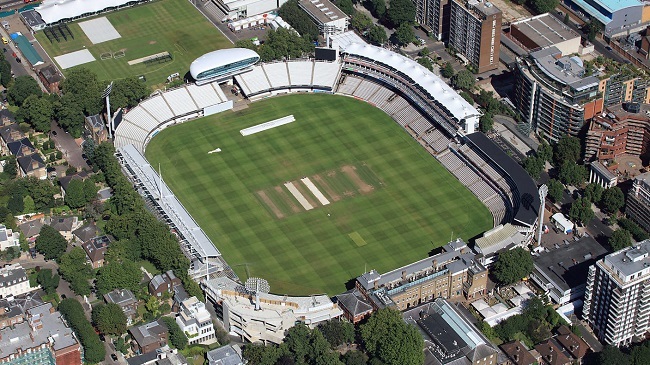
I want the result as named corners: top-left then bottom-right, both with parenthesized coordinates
top-left (484, 194), bottom-right (509, 225)
top-left (468, 180), bottom-right (496, 201)
top-left (451, 166), bottom-right (480, 186)
top-left (367, 87), bottom-right (393, 108)
top-left (392, 106), bottom-right (419, 127)
top-left (437, 151), bottom-right (464, 172)
top-left (236, 67), bottom-right (271, 95)
top-left (140, 96), bottom-right (174, 123)
top-left (313, 61), bottom-right (340, 87)
top-left (263, 63), bottom-right (291, 88)
top-left (163, 88), bottom-right (198, 116)
top-left (121, 106), bottom-right (158, 131)
top-left (422, 129), bottom-right (449, 153)
top-left (383, 96), bottom-right (408, 116)
top-left (337, 76), bottom-right (362, 95)
top-left (187, 83), bottom-right (227, 108)
top-left (408, 118), bottom-right (432, 136)
top-left (287, 61), bottom-right (313, 86)
top-left (353, 79), bottom-right (381, 100)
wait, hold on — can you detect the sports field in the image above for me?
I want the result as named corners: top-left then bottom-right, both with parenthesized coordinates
top-left (36, 0), bottom-right (230, 88)
top-left (146, 94), bottom-right (492, 295)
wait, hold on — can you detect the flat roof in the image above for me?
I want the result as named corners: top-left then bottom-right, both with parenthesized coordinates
top-left (604, 239), bottom-right (650, 277)
top-left (35, 0), bottom-right (135, 24)
top-left (298, 0), bottom-right (348, 25)
top-left (530, 47), bottom-right (599, 91)
top-left (512, 14), bottom-right (580, 49)
top-left (591, 161), bottom-right (617, 181)
top-left (464, 132), bottom-right (540, 226)
top-left (533, 236), bottom-right (607, 292)
top-left (465, 0), bottom-right (502, 17)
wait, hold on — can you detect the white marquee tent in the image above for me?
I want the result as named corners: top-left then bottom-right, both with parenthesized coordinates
top-left (35, 0), bottom-right (137, 24)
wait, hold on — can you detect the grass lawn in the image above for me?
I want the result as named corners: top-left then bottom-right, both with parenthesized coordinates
top-left (146, 94), bottom-right (492, 295)
top-left (36, 0), bottom-right (231, 89)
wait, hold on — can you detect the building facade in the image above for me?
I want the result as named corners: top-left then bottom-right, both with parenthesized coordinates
top-left (448, 0), bottom-right (501, 73)
top-left (0, 264), bottom-right (35, 298)
top-left (583, 239), bottom-right (650, 346)
top-left (175, 297), bottom-right (216, 345)
top-left (626, 172), bottom-right (650, 233)
top-left (355, 239), bottom-right (487, 310)
top-left (414, 0), bottom-right (449, 40)
top-left (0, 224), bottom-right (20, 251)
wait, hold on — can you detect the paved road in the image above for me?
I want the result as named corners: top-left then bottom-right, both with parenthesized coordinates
top-left (50, 120), bottom-right (90, 170)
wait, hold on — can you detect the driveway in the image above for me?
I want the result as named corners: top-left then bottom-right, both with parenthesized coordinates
top-left (50, 120), bottom-right (90, 170)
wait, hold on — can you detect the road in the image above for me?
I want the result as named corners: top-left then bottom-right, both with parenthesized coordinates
top-left (50, 120), bottom-right (90, 170)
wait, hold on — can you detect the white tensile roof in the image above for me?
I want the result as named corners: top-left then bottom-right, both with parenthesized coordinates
top-left (342, 42), bottom-right (480, 123)
top-left (189, 48), bottom-right (260, 79)
top-left (36, 0), bottom-right (134, 24)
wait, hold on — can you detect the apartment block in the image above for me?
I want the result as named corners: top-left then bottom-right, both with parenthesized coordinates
top-left (355, 239), bottom-right (487, 310)
top-left (414, 0), bottom-right (449, 40)
top-left (0, 264), bottom-right (35, 299)
top-left (175, 297), bottom-right (216, 345)
top-left (583, 239), bottom-right (650, 346)
top-left (626, 172), bottom-right (650, 233)
top-left (448, 0), bottom-right (501, 73)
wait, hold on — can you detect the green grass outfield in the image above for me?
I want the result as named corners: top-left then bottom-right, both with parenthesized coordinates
top-left (36, 0), bottom-right (231, 89)
top-left (146, 94), bottom-right (492, 295)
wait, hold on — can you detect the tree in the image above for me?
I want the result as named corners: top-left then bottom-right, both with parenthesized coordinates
top-left (336, 0), bottom-right (354, 15)
top-left (631, 342), bottom-right (650, 365)
top-left (54, 93), bottom-right (85, 138)
top-left (547, 179), bottom-right (564, 203)
top-left (16, 95), bottom-right (53, 133)
top-left (3, 155), bottom-right (16, 179)
top-left (523, 156), bottom-right (544, 179)
top-left (83, 179), bottom-right (97, 204)
top-left (160, 316), bottom-right (188, 349)
top-left (476, 90), bottom-right (500, 114)
top-left (367, 25), bottom-right (388, 45)
top-left (451, 69), bottom-right (475, 90)
top-left (65, 179), bottom-right (87, 209)
top-left (22, 195), bottom-right (35, 214)
top-left (351, 12), bottom-right (373, 31)
top-left (92, 303), bottom-right (127, 336)
top-left (257, 27), bottom-right (314, 62)
top-left (569, 197), bottom-right (595, 225)
top-left (58, 298), bottom-right (106, 363)
top-left (584, 183), bottom-right (604, 203)
top-left (479, 113), bottom-right (493, 133)
top-left (385, 0), bottom-right (415, 28)
top-left (536, 140), bottom-right (553, 163)
top-left (610, 229), bottom-right (632, 251)
top-left (278, 0), bottom-right (319, 41)
top-left (61, 67), bottom-right (103, 115)
top-left (599, 345), bottom-right (630, 365)
top-left (7, 192), bottom-right (24, 215)
top-left (585, 18), bottom-right (603, 43)
top-left (36, 269), bottom-right (60, 295)
top-left (243, 343), bottom-right (282, 365)
top-left (369, 0), bottom-right (386, 18)
top-left (360, 308), bottom-right (424, 365)
top-left (417, 56), bottom-right (433, 71)
top-left (0, 57), bottom-right (12, 88)
top-left (440, 62), bottom-right (454, 78)
top-left (529, 0), bottom-right (558, 14)
top-left (601, 186), bottom-right (625, 213)
top-left (618, 218), bottom-right (650, 241)
top-left (96, 260), bottom-right (142, 294)
top-left (343, 351), bottom-right (368, 365)
top-left (7, 75), bottom-right (42, 107)
top-left (35, 225), bottom-right (67, 261)
top-left (392, 23), bottom-right (414, 46)
top-left (110, 77), bottom-right (148, 112)
top-left (58, 247), bottom-right (94, 296)
top-left (559, 161), bottom-right (587, 186)
top-left (319, 320), bottom-right (354, 348)
top-left (492, 247), bottom-right (533, 285)
top-left (554, 135), bottom-right (581, 165)
top-left (563, 13), bottom-right (570, 24)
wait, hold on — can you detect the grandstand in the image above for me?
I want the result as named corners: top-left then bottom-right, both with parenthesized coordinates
top-left (234, 60), bottom-right (341, 99)
top-left (116, 144), bottom-right (235, 281)
top-left (114, 82), bottom-right (232, 153)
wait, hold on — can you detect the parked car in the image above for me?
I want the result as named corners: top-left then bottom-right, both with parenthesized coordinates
top-left (111, 354), bottom-right (118, 361)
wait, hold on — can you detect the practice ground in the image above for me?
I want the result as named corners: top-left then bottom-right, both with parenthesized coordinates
top-left (146, 94), bottom-right (492, 295)
top-left (36, 0), bottom-right (230, 89)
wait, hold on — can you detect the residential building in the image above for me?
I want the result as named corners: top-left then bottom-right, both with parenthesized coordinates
top-left (38, 65), bottom-right (62, 94)
top-left (509, 14), bottom-right (581, 56)
top-left (104, 289), bottom-right (138, 325)
top-left (58, 171), bottom-right (90, 199)
top-left (126, 345), bottom-right (188, 365)
top-left (534, 339), bottom-right (571, 365)
top-left (175, 296), bottom-right (216, 345)
top-left (0, 224), bottom-right (20, 251)
top-left (298, 0), bottom-right (348, 35)
top-left (563, 0), bottom-right (650, 38)
top-left (448, 0), bottom-right (501, 73)
top-left (18, 216), bottom-right (44, 242)
top-left (48, 216), bottom-right (80, 241)
top-left (0, 291), bottom-right (45, 330)
top-left (585, 103), bottom-right (650, 163)
top-left (335, 289), bottom-right (373, 324)
top-left (81, 235), bottom-right (112, 269)
top-left (206, 344), bottom-right (244, 365)
top-left (0, 303), bottom-right (82, 365)
top-left (589, 161), bottom-right (618, 189)
top-left (530, 236), bottom-right (608, 306)
top-left (17, 153), bottom-right (46, 180)
top-left (414, 0), bottom-right (449, 40)
top-left (555, 325), bottom-right (588, 363)
top-left (72, 222), bottom-right (98, 244)
top-left (501, 340), bottom-right (538, 365)
top-left (149, 270), bottom-right (182, 297)
top-left (7, 137), bottom-right (36, 158)
top-left (204, 276), bottom-right (342, 344)
top-left (172, 285), bottom-right (189, 313)
top-left (0, 264), bottom-right (35, 298)
top-left (84, 114), bottom-right (107, 144)
top-left (129, 319), bottom-right (169, 355)
top-left (583, 239), bottom-right (650, 346)
top-left (403, 298), bottom-right (499, 365)
top-left (355, 239), bottom-right (487, 310)
top-left (626, 172), bottom-right (650, 232)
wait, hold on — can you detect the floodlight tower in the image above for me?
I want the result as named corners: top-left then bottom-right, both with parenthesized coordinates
top-left (245, 277), bottom-right (270, 311)
top-left (537, 184), bottom-right (548, 246)
top-left (102, 82), bottom-right (114, 139)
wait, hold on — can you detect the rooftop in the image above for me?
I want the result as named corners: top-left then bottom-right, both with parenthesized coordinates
top-left (335, 289), bottom-right (373, 317)
top-left (17, 153), bottom-right (45, 173)
top-left (603, 239), bottom-right (650, 279)
top-left (73, 222), bottom-right (99, 243)
top-left (474, 224), bottom-right (526, 257)
top-left (511, 13), bottom-right (580, 50)
top-left (0, 263), bottom-right (28, 288)
top-left (298, 0), bottom-right (348, 26)
top-left (104, 288), bottom-right (137, 307)
top-left (82, 235), bottom-right (112, 262)
top-left (530, 47), bottom-right (599, 91)
top-left (533, 236), bottom-right (608, 292)
top-left (129, 319), bottom-right (168, 348)
top-left (206, 344), bottom-right (244, 365)
top-left (590, 161), bottom-right (617, 181)
top-left (500, 341), bottom-right (538, 365)
top-left (464, 0), bottom-right (502, 17)
top-left (48, 216), bottom-right (77, 232)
